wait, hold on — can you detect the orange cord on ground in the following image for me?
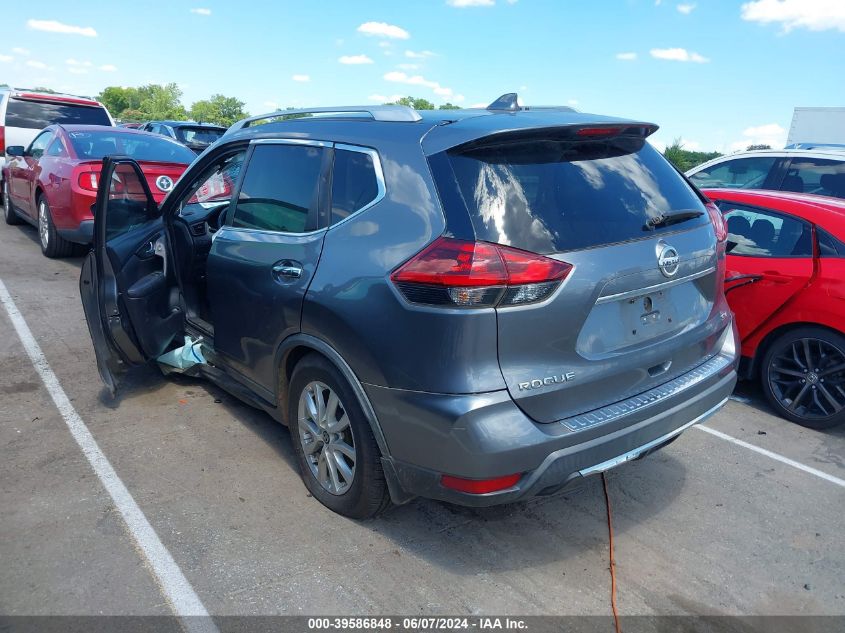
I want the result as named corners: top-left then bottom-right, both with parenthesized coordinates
top-left (601, 472), bottom-right (622, 633)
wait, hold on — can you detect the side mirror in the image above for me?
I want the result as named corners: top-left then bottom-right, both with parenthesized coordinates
top-left (5, 146), bottom-right (25, 157)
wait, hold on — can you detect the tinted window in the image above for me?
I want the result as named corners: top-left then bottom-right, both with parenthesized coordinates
top-left (722, 203), bottom-right (811, 257)
top-left (6, 99), bottom-right (111, 129)
top-left (437, 139), bottom-right (707, 254)
top-left (105, 163), bottom-right (158, 240)
top-left (67, 130), bottom-right (195, 164)
top-left (185, 151), bottom-right (246, 207)
top-left (232, 143), bottom-right (324, 233)
top-left (818, 229), bottom-right (845, 258)
top-left (689, 157), bottom-right (777, 190)
top-left (175, 126), bottom-right (225, 146)
top-left (28, 132), bottom-right (53, 159)
top-left (785, 157), bottom-right (845, 198)
top-left (331, 148), bottom-right (379, 225)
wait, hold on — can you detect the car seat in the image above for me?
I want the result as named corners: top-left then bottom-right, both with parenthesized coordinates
top-left (748, 218), bottom-right (776, 252)
top-left (781, 174), bottom-right (804, 193)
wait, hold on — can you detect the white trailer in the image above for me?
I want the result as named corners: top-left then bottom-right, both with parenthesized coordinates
top-left (787, 107), bottom-right (845, 147)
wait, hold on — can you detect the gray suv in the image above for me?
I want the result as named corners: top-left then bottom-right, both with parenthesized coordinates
top-left (80, 96), bottom-right (738, 518)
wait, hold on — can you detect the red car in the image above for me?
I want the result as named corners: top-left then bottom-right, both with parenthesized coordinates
top-left (3, 125), bottom-right (195, 257)
top-left (704, 188), bottom-right (845, 429)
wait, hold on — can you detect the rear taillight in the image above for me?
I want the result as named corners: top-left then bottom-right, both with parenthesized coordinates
top-left (706, 202), bottom-right (727, 242)
top-left (391, 236), bottom-right (572, 308)
top-left (77, 171), bottom-right (99, 191)
top-left (441, 473), bottom-right (521, 494)
top-left (0, 125), bottom-right (5, 155)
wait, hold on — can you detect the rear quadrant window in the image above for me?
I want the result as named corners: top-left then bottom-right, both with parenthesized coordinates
top-left (330, 148), bottom-right (380, 225)
top-left (232, 143), bottom-right (324, 233)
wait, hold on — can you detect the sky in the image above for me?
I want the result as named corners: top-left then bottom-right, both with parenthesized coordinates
top-left (1, 0), bottom-right (843, 152)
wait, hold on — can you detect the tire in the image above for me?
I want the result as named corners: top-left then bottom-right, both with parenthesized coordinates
top-left (37, 196), bottom-right (76, 258)
top-left (3, 180), bottom-right (23, 225)
top-left (761, 327), bottom-right (845, 429)
top-left (288, 353), bottom-right (391, 518)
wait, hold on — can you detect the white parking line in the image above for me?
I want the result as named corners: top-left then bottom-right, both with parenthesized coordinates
top-left (0, 280), bottom-right (219, 633)
top-left (695, 424), bottom-right (845, 489)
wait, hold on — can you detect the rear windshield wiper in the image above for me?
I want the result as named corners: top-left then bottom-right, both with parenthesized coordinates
top-left (643, 210), bottom-right (704, 231)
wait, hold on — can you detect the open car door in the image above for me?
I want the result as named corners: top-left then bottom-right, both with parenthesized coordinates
top-left (79, 156), bottom-right (184, 395)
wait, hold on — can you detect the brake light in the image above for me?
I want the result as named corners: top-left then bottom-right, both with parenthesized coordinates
top-left (77, 171), bottom-right (99, 191)
top-left (576, 126), bottom-right (622, 137)
top-left (0, 125), bottom-right (5, 155)
top-left (391, 236), bottom-right (572, 307)
top-left (705, 201), bottom-right (727, 242)
top-left (441, 473), bottom-right (521, 494)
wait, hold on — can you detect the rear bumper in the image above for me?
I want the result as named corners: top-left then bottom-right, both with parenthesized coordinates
top-left (57, 219), bottom-right (94, 245)
top-left (368, 325), bottom-right (738, 507)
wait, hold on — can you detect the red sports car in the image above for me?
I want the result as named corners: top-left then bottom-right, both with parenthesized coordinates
top-left (704, 188), bottom-right (845, 429)
top-left (3, 125), bottom-right (196, 257)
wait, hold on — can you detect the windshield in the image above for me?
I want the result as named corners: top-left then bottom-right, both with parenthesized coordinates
top-left (67, 130), bottom-right (196, 164)
top-left (6, 99), bottom-right (112, 129)
top-left (175, 126), bottom-right (225, 146)
top-left (436, 138), bottom-right (708, 254)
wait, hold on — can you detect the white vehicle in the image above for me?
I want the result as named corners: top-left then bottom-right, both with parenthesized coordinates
top-left (686, 148), bottom-right (845, 200)
top-left (0, 88), bottom-right (113, 174)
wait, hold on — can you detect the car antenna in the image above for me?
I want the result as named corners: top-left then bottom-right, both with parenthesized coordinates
top-left (486, 93), bottom-right (521, 112)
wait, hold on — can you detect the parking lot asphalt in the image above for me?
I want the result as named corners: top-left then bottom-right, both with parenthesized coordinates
top-left (1, 218), bottom-right (844, 620)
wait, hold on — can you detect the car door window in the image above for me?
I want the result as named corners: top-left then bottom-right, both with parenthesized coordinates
top-left (27, 131), bottom-right (53, 159)
top-left (689, 157), bottom-right (778, 189)
top-left (105, 162), bottom-right (159, 240)
top-left (182, 150), bottom-right (246, 209)
top-left (785, 157), bottom-right (845, 198)
top-left (721, 202), bottom-right (812, 257)
top-left (330, 147), bottom-right (381, 225)
top-left (46, 137), bottom-right (67, 157)
top-left (231, 143), bottom-right (324, 233)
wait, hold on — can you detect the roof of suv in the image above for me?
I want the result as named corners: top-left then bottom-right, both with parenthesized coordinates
top-left (222, 106), bottom-right (657, 156)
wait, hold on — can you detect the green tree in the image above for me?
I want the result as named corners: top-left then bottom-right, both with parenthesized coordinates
top-left (747, 144), bottom-right (771, 151)
top-left (663, 137), bottom-right (722, 172)
top-left (387, 96), bottom-right (436, 110)
top-left (137, 83), bottom-right (187, 120)
top-left (98, 86), bottom-right (143, 117)
top-left (32, 86), bottom-right (58, 94)
top-left (189, 94), bottom-right (249, 126)
top-left (438, 103), bottom-right (461, 110)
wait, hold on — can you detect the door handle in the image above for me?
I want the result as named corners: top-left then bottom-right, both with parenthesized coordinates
top-left (272, 261), bottom-right (303, 279)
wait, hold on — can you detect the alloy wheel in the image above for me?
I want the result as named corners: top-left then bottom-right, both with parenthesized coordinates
top-left (768, 337), bottom-right (845, 420)
top-left (38, 201), bottom-right (50, 249)
top-left (297, 381), bottom-right (356, 495)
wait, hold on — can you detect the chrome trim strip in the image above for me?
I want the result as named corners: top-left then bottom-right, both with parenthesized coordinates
top-left (561, 353), bottom-right (732, 432)
top-left (596, 266), bottom-right (716, 304)
top-left (577, 396), bottom-right (729, 477)
top-left (329, 143), bottom-right (387, 230)
top-left (251, 138), bottom-right (333, 148)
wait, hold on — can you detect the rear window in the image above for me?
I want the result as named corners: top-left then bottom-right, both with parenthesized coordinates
top-left (6, 98), bottom-right (111, 129)
top-left (436, 138), bottom-right (708, 253)
top-left (67, 130), bottom-right (196, 164)
top-left (175, 126), bottom-right (225, 146)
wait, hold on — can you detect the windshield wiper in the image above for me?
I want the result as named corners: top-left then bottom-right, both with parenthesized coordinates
top-left (643, 210), bottom-right (704, 231)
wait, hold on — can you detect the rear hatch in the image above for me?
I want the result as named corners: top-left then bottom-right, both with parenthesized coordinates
top-left (430, 124), bottom-right (724, 423)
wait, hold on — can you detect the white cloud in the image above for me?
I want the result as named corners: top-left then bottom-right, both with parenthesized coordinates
top-left (292, 74), bottom-right (310, 82)
top-left (339, 54), bottom-right (374, 65)
top-left (26, 19), bottom-right (97, 37)
top-left (454, 94), bottom-right (466, 102)
top-left (405, 50), bottom-right (436, 59)
top-left (190, 8), bottom-right (211, 15)
top-left (616, 52), bottom-right (637, 60)
top-left (741, 0), bottom-right (845, 33)
top-left (677, 3), bottom-right (696, 14)
top-left (383, 71), bottom-right (454, 97)
top-left (447, 0), bottom-right (495, 6)
top-left (397, 63), bottom-right (420, 70)
top-left (368, 94), bottom-right (405, 103)
top-left (728, 123), bottom-right (787, 151)
top-left (26, 60), bottom-right (49, 69)
top-left (0, 55), bottom-right (12, 63)
top-left (650, 47), bottom-right (709, 62)
top-left (66, 58), bottom-right (93, 67)
top-left (67, 67), bottom-right (88, 74)
top-left (100, 64), bottom-right (117, 71)
top-left (567, 99), bottom-right (579, 106)
top-left (12, 47), bottom-right (30, 56)
top-left (357, 22), bottom-right (410, 39)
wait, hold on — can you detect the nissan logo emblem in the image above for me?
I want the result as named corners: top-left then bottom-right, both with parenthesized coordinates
top-left (155, 175), bottom-right (174, 193)
top-left (657, 243), bottom-right (680, 278)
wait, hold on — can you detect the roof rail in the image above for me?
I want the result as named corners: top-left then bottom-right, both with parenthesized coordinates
top-left (229, 105), bottom-right (422, 132)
